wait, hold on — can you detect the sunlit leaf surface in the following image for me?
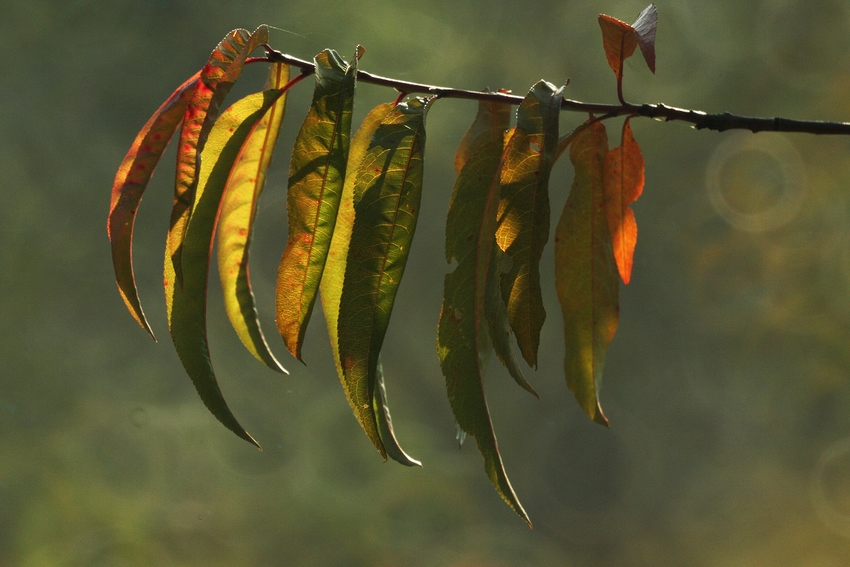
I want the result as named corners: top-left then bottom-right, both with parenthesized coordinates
top-left (319, 102), bottom-right (420, 466)
top-left (438, 98), bottom-right (531, 526)
top-left (496, 80), bottom-right (564, 368)
top-left (165, 25), bottom-right (268, 319)
top-left (108, 71), bottom-right (200, 339)
top-left (337, 97), bottom-right (433, 458)
top-left (598, 14), bottom-right (638, 78)
top-left (170, 88), bottom-right (285, 449)
top-left (603, 119), bottom-right (645, 284)
top-left (276, 49), bottom-right (358, 361)
top-left (217, 63), bottom-right (293, 373)
top-left (554, 121), bottom-right (620, 426)
top-left (632, 4), bottom-right (658, 73)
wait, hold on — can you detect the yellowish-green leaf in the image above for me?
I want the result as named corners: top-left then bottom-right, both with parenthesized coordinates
top-left (166, 25), bottom-right (268, 319)
top-left (217, 63), bottom-right (294, 374)
top-left (554, 121), bottom-right (619, 427)
top-left (108, 70), bottom-right (200, 339)
top-left (170, 88), bottom-right (285, 449)
top-left (337, 96), bottom-right (434, 459)
top-left (496, 80), bottom-right (564, 369)
top-left (438, 98), bottom-right (531, 526)
top-left (319, 102), bottom-right (419, 466)
top-left (276, 49), bottom-right (358, 361)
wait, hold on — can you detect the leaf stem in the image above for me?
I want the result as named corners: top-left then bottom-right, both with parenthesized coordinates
top-left (257, 48), bottom-right (850, 136)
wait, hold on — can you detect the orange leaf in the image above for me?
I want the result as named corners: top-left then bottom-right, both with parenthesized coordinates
top-left (597, 14), bottom-right (638, 78)
top-left (108, 71), bottom-right (201, 339)
top-left (603, 119), bottom-right (645, 285)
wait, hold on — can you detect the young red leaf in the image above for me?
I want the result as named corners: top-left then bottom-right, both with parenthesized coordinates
top-left (276, 49), bottom-right (358, 362)
top-left (603, 119), bottom-right (645, 284)
top-left (597, 14), bottom-right (638, 78)
top-left (170, 88), bottom-right (286, 449)
top-left (165, 25), bottom-right (268, 316)
top-left (632, 4), bottom-right (658, 73)
top-left (108, 71), bottom-right (200, 339)
top-left (217, 63), bottom-right (297, 374)
top-left (554, 121), bottom-right (620, 427)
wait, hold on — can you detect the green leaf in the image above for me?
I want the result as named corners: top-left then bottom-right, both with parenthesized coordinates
top-left (496, 80), bottom-right (564, 369)
top-left (166, 25), bottom-right (269, 319)
top-left (320, 102), bottom-right (419, 466)
top-left (276, 48), bottom-right (359, 361)
top-left (485, 246), bottom-right (538, 398)
top-left (108, 70), bottom-right (200, 339)
top-left (337, 96), bottom-right (434, 458)
top-left (554, 121), bottom-right (620, 426)
top-left (373, 357), bottom-right (421, 467)
top-left (170, 87), bottom-right (285, 449)
top-left (438, 99), bottom-right (531, 526)
top-left (216, 63), bottom-right (294, 374)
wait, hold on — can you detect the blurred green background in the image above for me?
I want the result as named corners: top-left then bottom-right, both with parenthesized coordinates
top-left (4, 0), bottom-right (850, 565)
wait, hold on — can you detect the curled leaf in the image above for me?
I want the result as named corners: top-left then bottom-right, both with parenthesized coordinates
top-left (166, 25), bottom-right (269, 317)
top-left (632, 4), bottom-right (658, 74)
top-left (170, 88), bottom-right (286, 449)
top-left (217, 63), bottom-right (295, 373)
top-left (603, 119), bottom-right (645, 284)
top-left (337, 97), bottom-right (434, 459)
top-left (554, 121), bottom-right (619, 427)
top-left (108, 71), bottom-right (200, 339)
top-left (276, 49), bottom-right (358, 361)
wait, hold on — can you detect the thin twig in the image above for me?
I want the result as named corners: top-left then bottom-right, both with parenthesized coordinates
top-left (254, 49), bottom-right (850, 136)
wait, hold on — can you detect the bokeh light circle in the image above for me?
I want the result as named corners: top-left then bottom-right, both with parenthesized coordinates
top-left (705, 131), bottom-right (806, 232)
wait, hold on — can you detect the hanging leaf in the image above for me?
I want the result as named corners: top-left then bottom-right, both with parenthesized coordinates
top-left (603, 119), bottom-right (645, 285)
top-left (337, 96), bottom-right (434, 458)
top-left (453, 89), bottom-right (510, 175)
top-left (496, 80), bottom-right (564, 369)
top-left (485, 246), bottom-right (538, 397)
top-left (453, 95), bottom-right (538, 396)
top-left (320, 102), bottom-right (420, 466)
top-left (170, 87), bottom-right (286, 449)
top-left (166, 25), bottom-right (269, 315)
top-left (554, 121), bottom-right (619, 427)
top-left (438, 98), bottom-right (531, 526)
top-left (373, 357), bottom-right (421, 466)
top-left (632, 4), bottom-right (658, 73)
top-left (276, 48), bottom-right (359, 361)
top-left (597, 14), bottom-right (638, 79)
top-left (108, 71), bottom-right (200, 339)
top-left (216, 63), bottom-right (296, 373)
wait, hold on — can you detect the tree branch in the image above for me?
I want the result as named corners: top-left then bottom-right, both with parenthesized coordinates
top-left (256, 48), bottom-right (850, 136)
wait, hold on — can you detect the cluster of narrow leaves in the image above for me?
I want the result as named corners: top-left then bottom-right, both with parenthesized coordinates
top-left (109, 6), bottom-right (654, 525)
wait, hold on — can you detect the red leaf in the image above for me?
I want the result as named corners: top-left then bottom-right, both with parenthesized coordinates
top-left (597, 14), bottom-right (638, 78)
top-left (603, 119), bottom-right (645, 285)
top-left (108, 71), bottom-right (201, 339)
